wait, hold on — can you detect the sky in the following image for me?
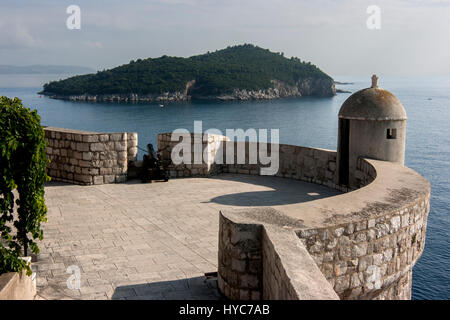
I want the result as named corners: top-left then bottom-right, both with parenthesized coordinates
top-left (0, 0), bottom-right (449, 77)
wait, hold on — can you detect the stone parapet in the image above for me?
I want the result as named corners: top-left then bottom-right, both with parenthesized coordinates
top-left (157, 133), bottom-right (343, 190)
top-left (158, 132), bottom-right (229, 177)
top-left (44, 127), bottom-right (138, 185)
top-left (218, 209), bottom-right (339, 300)
top-left (223, 142), bottom-right (342, 190)
top-left (218, 158), bottom-right (430, 300)
top-left (296, 190), bottom-right (429, 299)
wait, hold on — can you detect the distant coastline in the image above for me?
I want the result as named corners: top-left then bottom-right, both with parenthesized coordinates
top-left (0, 65), bottom-right (94, 75)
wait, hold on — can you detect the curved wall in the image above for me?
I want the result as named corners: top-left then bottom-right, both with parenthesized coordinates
top-left (217, 156), bottom-right (430, 300)
top-left (296, 189), bottom-right (429, 299)
top-left (158, 133), bottom-right (347, 191)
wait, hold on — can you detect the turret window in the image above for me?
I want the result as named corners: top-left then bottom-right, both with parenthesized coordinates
top-left (387, 128), bottom-right (397, 139)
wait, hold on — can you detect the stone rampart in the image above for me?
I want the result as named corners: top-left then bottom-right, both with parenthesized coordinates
top-left (218, 209), bottom-right (339, 300)
top-left (157, 133), bottom-right (345, 190)
top-left (204, 133), bottom-right (430, 300)
top-left (295, 159), bottom-right (430, 300)
top-left (158, 132), bottom-right (229, 177)
top-left (217, 157), bottom-right (430, 300)
top-left (44, 129), bottom-right (430, 300)
top-left (44, 127), bottom-right (138, 185)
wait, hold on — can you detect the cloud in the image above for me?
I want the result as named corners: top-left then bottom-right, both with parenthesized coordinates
top-left (0, 0), bottom-right (449, 75)
top-left (154, 0), bottom-right (199, 5)
top-left (0, 21), bottom-right (42, 49)
top-left (83, 41), bottom-right (103, 49)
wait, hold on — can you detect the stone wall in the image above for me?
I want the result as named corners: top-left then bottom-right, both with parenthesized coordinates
top-left (217, 156), bottom-right (430, 300)
top-left (44, 127), bottom-right (138, 185)
top-left (353, 157), bottom-right (377, 189)
top-left (223, 142), bottom-right (344, 190)
top-left (296, 182), bottom-right (430, 300)
top-left (218, 210), bottom-right (339, 300)
top-left (158, 132), bottom-right (229, 177)
top-left (218, 212), bottom-right (263, 300)
top-left (157, 133), bottom-right (346, 191)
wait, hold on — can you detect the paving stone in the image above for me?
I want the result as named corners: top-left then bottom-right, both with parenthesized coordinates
top-left (38, 174), bottom-right (339, 300)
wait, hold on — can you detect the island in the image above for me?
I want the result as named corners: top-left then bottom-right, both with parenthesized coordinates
top-left (40, 44), bottom-right (336, 102)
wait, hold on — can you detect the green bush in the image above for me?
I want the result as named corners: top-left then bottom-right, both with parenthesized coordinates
top-left (0, 96), bottom-right (49, 276)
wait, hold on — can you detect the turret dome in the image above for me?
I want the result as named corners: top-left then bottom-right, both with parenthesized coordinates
top-left (338, 75), bottom-right (407, 121)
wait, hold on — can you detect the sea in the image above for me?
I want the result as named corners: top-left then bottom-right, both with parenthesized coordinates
top-left (0, 74), bottom-right (449, 300)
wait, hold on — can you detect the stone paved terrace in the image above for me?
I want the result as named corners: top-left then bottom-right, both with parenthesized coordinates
top-left (35, 174), bottom-right (341, 300)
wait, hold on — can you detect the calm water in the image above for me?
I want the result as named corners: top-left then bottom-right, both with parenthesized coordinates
top-left (1, 74), bottom-right (449, 299)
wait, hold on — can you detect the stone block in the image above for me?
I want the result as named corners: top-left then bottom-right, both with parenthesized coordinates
top-left (103, 160), bottom-right (116, 168)
top-left (78, 160), bottom-right (91, 168)
top-left (93, 176), bottom-right (104, 185)
top-left (83, 135), bottom-right (99, 143)
top-left (92, 160), bottom-right (103, 168)
top-left (128, 132), bottom-right (138, 141)
top-left (83, 152), bottom-right (93, 161)
top-left (118, 151), bottom-right (127, 161)
top-left (334, 275), bottom-right (350, 292)
top-left (350, 273), bottom-right (362, 288)
top-left (115, 142), bottom-right (127, 151)
top-left (364, 265), bottom-right (381, 290)
top-left (358, 256), bottom-right (372, 272)
top-left (110, 133), bottom-right (125, 141)
top-left (112, 167), bottom-right (126, 175)
top-left (345, 224), bottom-right (355, 235)
top-left (104, 175), bottom-right (115, 184)
top-left (115, 175), bottom-right (127, 183)
top-left (391, 216), bottom-right (401, 232)
top-left (128, 147), bottom-right (138, 158)
top-left (356, 221), bottom-right (367, 231)
top-left (372, 253), bottom-right (383, 266)
top-left (334, 262), bottom-right (347, 276)
top-left (99, 134), bottom-right (109, 142)
top-left (74, 174), bottom-right (92, 184)
top-left (100, 168), bottom-right (112, 175)
top-left (106, 141), bottom-right (115, 150)
top-left (352, 243), bottom-right (367, 258)
top-left (90, 143), bottom-right (105, 152)
top-left (333, 227), bottom-right (344, 237)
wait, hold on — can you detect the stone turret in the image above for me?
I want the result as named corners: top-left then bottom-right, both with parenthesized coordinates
top-left (336, 75), bottom-right (407, 187)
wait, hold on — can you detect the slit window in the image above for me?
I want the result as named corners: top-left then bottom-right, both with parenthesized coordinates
top-left (387, 128), bottom-right (397, 139)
